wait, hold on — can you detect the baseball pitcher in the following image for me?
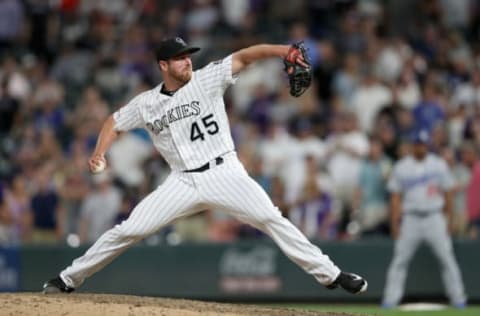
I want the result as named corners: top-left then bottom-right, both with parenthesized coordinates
top-left (43, 37), bottom-right (367, 294)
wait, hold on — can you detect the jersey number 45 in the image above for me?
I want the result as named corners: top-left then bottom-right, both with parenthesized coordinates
top-left (190, 114), bottom-right (219, 142)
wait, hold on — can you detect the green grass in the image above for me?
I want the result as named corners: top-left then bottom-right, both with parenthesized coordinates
top-left (270, 304), bottom-right (480, 316)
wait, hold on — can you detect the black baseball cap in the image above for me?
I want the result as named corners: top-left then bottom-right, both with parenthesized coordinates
top-left (155, 37), bottom-right (200, 61)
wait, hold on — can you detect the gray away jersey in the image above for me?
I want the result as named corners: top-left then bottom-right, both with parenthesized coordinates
top-left (387, 154), bottom-right (454, 213)
top-left (113, 55), bottom-right (238, 171)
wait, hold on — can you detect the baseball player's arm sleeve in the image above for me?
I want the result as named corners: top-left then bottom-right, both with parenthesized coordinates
top-left (113, 95), bottom-right (144, 132)
top-left (231, 44), bottom-right (290, 74)
top-left (92, 96), bottom-right (143, 157)
top-left (196, 55), bottom-right (239, 97)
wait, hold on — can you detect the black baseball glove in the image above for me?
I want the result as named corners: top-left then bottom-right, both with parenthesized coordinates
top-left (283, 41), bottom-right (312, 97)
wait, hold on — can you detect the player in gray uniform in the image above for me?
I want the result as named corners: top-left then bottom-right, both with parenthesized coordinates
top-left (382, 130), bottom-right (466, 308)
top-left (42, 37), bottom-right (367, 295)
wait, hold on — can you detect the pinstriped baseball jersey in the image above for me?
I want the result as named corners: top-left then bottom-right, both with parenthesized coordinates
top-left (113, 55), bottom-right (237, 171)
top-left (387, 154), bottom-right (454, 213)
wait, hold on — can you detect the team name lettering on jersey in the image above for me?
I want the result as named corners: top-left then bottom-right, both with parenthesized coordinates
top-left (113, 54), bottom-right (237, 170)
top-left (401, 172), bottom-right (440, 189)
top-left (146, 100), bottom-right (201, 134)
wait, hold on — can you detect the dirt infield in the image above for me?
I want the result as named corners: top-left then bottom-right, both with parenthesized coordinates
top-left (0, 293), bottom-right (359, 316)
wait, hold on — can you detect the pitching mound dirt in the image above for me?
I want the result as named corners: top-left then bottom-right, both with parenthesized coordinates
top-left (0, 293), bottom-right (360, 316)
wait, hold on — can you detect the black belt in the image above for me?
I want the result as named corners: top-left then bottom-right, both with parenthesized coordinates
top-left (405, 210), bottom-right (440, 217)
top-left (184, 157), bottom-right (224, 173)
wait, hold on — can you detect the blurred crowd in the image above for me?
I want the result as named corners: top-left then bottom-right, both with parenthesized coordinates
top-left (1, 0), bottom-right (480, 246)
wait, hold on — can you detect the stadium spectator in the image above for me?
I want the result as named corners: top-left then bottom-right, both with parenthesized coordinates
top-left (3, 173), bottom-right (33, 243)
top-left (289, 176), bottom-right (335, 240)
top-left (0, 74), bottom-right (20, 136)
top-left (332, 52), bottom-right (361, 109)
top-left (0, 181), bottom-right (12, 244)
top-left (393, 107), bottom-right (417, 146)
top-left (289, 156), bottom-right (337, 240)
top-left (32, 79), bottom-right (65, 135)
top-left (269, 87), bottom-right (298, 125)
top-left (282, 116), bottom-right (326, 206)
top-left (50, 44), bottom-right (95, 99)
top-left (450, 69), bottom-right (480, 114)
top-left (447, 104), bottom-right (468, 150)
top-left (247, 155), bottom-right (272, 194)
top-left (30, 166), bottom-right (63, 244)
top-left (0, 0), bottom-right (24, 54)
top-left (374, 121), bottom-right (398, 160)
top-left (351, 68), bottom-right (392, 133)
top-left (108, 131), bottom-right (153, 188)
top-left (57, 140), bottom-right (90, 236)
top-left (394, 65), bottom-right (421, 110)
top-left (258, 121), bottom-right (292, 180)
top-left (462, 142), bottom-right (480, 239)
top-left (246, 84), bottom-right (275, 135)
top-left (78, 172), bottom-right (122, 244)
top-left (412, 82), bottom-right (445, 134)
top-left (353, 137), bottom-right (391, 236)
top-left (325, 111), bottom-right (369, 236)
top-left (442, 146), bottom-right (470, 237)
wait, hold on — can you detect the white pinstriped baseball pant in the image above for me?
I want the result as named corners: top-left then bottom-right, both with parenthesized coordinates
top-left (60, 152), bottom-right (341, 288)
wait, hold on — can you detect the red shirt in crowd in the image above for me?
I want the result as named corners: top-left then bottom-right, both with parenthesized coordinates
top-left (467, 162), bottom-right (480, 222)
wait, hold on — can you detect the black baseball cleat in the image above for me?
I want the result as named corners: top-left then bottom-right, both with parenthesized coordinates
top-left (42, 276), bottom-right (75, 294)
top-left (326, 272), bottom-right (368, 294)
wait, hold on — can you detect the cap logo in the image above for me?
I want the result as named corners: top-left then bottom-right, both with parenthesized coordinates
top-left (175, 37), bottom-right (186, 46)
top-left (419, 130), bottom-right (428, 141)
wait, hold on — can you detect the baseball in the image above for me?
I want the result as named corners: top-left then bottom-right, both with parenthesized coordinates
top-left (91, 159), bottom-right (106, 174)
